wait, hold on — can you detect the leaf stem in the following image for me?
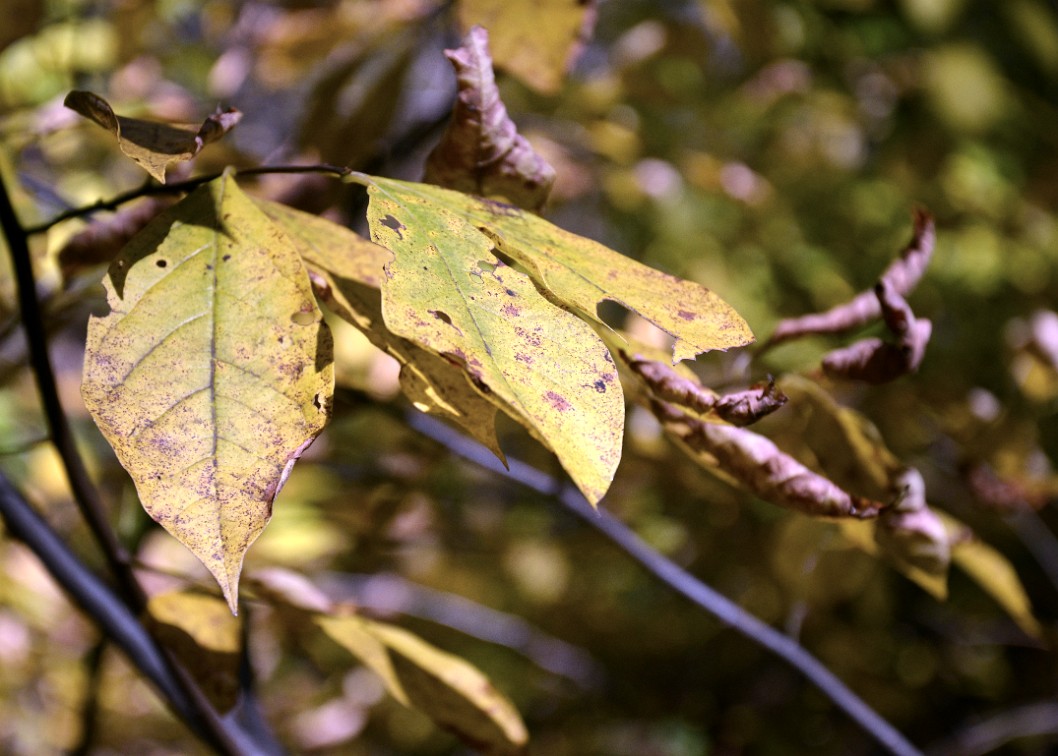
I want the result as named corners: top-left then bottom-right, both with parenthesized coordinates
top-left (405, 410), bottom-right (924, 756)
top-left (23, 163), bottom-right (355, 235)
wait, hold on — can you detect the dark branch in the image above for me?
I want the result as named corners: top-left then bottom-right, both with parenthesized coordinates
top-left (405, 410), bottom-right (923, 756)
top-left (0, 471), bottom-right (267, 754)
top-left (23, 164), bottom-right (354, 235)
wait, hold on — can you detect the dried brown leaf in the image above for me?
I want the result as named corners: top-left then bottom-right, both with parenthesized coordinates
top-left (769, 209), bottom-right (935, 344)
top-left (623, 350), bottom-right (785, 425)
top-left (58, 197), bottom-right (177, 282)
top-left (655, 400), bottom-right (883, 518)
top-left (425, 26), bottom-right (556, 211)
top-left (65, 90), bottom-right (241, 182)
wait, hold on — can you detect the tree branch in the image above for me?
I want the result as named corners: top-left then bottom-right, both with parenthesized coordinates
top-left (22, 164), bottom-right (354, 235)
top-left (0, 170), bottom-right (139, 602)
top-left (0, 471), bottom-right (276, 755)
top-left (404, 410), bottom-right (923, 756)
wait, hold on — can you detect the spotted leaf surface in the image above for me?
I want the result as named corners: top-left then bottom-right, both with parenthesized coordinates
top-left (82, 173), bottom-right (334, 612)
top-left (358, 176), bottom-right (624, 504)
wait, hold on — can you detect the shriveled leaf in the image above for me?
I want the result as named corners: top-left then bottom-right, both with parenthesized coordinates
top-left (146, 589), bottom-right (241, 711)
top-left (317, 614), bottom-right (528, 754)
top-left (946, 514), bottom-right (1043, 638)
top-left (425, 26), bottom-right (556, 211)
top-left (354, 175), bottom-right (753, 363)
top-left (81, 173), bottom-right (334, 612)
top-left (458, 0), bottom-right (598, 94)
top-left (257, 199), bottom-right (505, 459)
top-left (655, 400), bottom-right (883, 518)
top-left (769, 209), bottom-right (935, 345)
top-left (58, 197), bottom-right (177, 282)
top-left (620, 346), bottom-right (785, 425)
top-left (355, 177), bottom-right (624, 503)
top-left (64, 90), bottom-right (241, 182)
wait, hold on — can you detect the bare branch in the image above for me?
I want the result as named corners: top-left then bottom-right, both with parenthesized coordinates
top-left (403, 410), bottom-right (922, 756)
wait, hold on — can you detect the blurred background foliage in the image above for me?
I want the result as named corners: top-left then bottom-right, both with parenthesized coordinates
top-left (2, 0), bottom-right (1058, 753)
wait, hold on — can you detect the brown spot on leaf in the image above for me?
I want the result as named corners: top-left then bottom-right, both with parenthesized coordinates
top-left (678, 309), bottom-right (696, 320)
top-left (502, 304), bottom-right (521, 317)
top-left (593, 379), bottom-right (607, 393)
top-left (545, 391), bottom-right (571, 411)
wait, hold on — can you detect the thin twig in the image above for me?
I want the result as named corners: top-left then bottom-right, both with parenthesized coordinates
top-left (23, 163), bottom-right (354, 235)
top-left (0, 471), bottom-right (252, 754)
top-left (0, 171), bottom-right (139, 601)
top-left (405, 410), bottom-right (924, 756)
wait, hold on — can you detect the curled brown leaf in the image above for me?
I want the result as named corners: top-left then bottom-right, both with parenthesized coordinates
top-left (875, 467), bottom-right (952, 575)
top-left (655, 400), bottom-right (883, 518)
top-left (58, 197), bottom-right (177, 282)
top-left (769, 209), bottom-right (935, 345)
top-left (64, 90), bottom-right (242, 182)
top-left (623, 351), bottom-right (786, 425)
top-left (821, 281), bottom-right (931, 383)
top-left (424, 26), bottom-right (556, 212)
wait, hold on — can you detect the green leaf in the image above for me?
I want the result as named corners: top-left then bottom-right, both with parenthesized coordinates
top-left (316, 614), bottom-right (528, 754)
top-left (64, 90), bottom-right (241, 183)
top-left (81, 172), bottom-right (333, 612)
top-left (356, 177), bottom-right (625, 504)
top-left (256, 199), bottom-right (506, 460)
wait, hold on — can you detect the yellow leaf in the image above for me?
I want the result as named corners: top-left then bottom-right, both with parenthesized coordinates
top-left (317, 614), bottom-right (528, 754)
top-left (356, 177), bottom-right (625, 504)
top-left (81, 173), bottom-right (334, 612)
top-left (146, 589), bottom-right (241, 711)
top-left (64, 90), bottom-right (241, 183)
top-left (360, 177), bottom-right (752, 364)
top-left (257, 199), bottom-right (506, 460)
top-left (945, 513), bottom-right (1043, 638)
top-left (458, 0), bottom-right (596, 94)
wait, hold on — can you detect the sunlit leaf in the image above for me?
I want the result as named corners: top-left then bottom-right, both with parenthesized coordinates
top-left (64, 90), bottom-right (241, 182)
top-left (409, 178), bottom-right (754, 363)
top-left (81, 172), bottom-right (334, 612)
top-left (458, 0), bottom-right (598, 94)
top-left (146, 589), bottom-right (241, 711)
top-left (257, 199), bottom-right (506, 460)
top-left (352, 176), bottom-right (625, 503)
top-left (317, 614), bottom-right (528, 754)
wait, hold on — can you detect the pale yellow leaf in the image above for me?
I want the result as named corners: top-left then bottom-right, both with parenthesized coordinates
top-left (357, 177), bottom-right (753, 364)
top-left (81, 173), bottom-right (334, 612)
top-left (317, 614), bottom-right (528, 754)
top-left (146, 589), bottom-right (241, 710)
top-left (944, 512), bottom-right (1043, 638)
top-left (257, 199), bottom-right (506, 460)
top-left (355, 176), bottom-right (624, 504)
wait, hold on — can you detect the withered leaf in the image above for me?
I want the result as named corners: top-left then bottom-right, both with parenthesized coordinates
top-left (425, 26), bottom-right (556, 212)
top-left (64, 90), bottom-right (241, 182)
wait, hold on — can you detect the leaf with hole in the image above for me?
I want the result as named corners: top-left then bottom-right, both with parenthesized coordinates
top-left (81, 172), bottom-right (334, 612)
